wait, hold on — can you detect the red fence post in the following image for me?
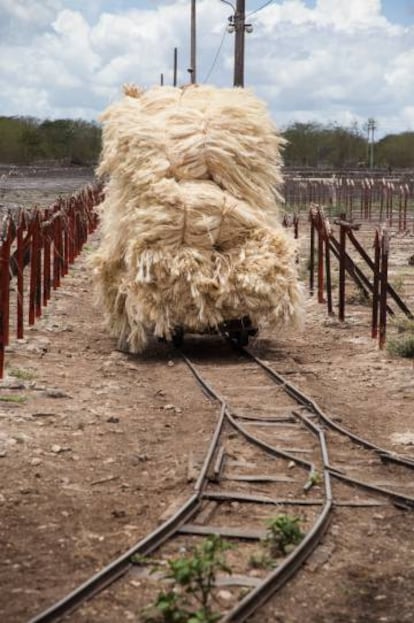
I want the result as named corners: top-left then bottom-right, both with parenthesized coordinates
top-left (43, 212), bottom-right (51, 306)
top-left (16, 212), bottom-right (26, 339)
top-left (379, 228), bottom-right (389, 349)
top-left (317, 211), bottom-right (325, 304)
top-left (53, 213), bottom-right (60, 290)
top-left (0, 219), bottom-right (13, 378)
top-left (309, 209), bottom-right (315, 296)
top-left (338, 221), bottom-right (346, 321)
top-left (29, 213), bottom-right (40, 325)
top-left (371, 229), bottom-right (380, 339)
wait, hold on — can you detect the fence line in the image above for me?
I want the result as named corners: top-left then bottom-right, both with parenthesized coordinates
top-left (284, 177), bottom-right (414, 234)
top-left (307, 205), bottom-right (413, 349)
top-left (0, 184), bottom-right (103, 378)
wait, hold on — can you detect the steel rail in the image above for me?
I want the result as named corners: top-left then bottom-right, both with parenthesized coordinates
top-left (28, 494), bottom-right (200, 623)
top-left (179, 348), bottom-right (334, 623)
top-left (226, 410), bottom-right (314, 471)
top-left (222, 420), bottom-right (333, 622)
top-left (29, 354), bottom-right (230, 623)
top-left (242, 347), bottom-right (414, 470)
top-left (28, 342), bottom-right (414, 623)
top-left (329, 470), bottom-right (414, 509)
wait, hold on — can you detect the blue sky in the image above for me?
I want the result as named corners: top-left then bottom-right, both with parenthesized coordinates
top-left (0, 0), bottom-right (413, 137)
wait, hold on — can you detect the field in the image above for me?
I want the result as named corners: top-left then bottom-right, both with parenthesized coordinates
top-left (0, 169), bottom-right (414, 623)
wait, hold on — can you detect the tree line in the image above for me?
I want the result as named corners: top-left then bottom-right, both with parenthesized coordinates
top-left (0, 116), bottom-right (101, 166)
top-left (0, 115), bottom-right (413, 169)
top-left (282, 121), bottom-right (414, 170)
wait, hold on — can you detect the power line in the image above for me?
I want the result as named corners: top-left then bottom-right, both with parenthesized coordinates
top-left (202, 26), bottom-right (228, 83)
top-left (247, 0), bottom-right (274, 18)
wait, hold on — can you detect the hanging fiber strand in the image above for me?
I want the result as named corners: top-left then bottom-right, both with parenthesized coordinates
top-left (91, 84), bottom-right (303, 352)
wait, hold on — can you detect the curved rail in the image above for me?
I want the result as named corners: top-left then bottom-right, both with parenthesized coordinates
top-left (28, 340), bottom-right (414, 623)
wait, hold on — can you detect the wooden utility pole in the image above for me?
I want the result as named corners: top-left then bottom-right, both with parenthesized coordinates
top-left (233, 0), bottom-right (245, 87)
top-left (190, 0), bottom-right (196, 83)
top-left (173, 47), bottom-right (178, 86)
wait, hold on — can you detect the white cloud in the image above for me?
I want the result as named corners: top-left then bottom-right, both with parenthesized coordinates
top-left (0, 0), bottom-right (412, 137)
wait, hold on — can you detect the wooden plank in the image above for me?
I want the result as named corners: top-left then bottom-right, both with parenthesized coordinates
top-left (179, 524), bottom-right (266, 540)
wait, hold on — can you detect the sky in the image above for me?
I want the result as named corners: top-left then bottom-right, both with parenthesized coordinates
top-left (0, 0), bottom-right (413, 138)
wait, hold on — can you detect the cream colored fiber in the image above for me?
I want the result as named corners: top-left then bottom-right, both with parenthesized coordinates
top-left (91, 84), bottom-right (303, 351)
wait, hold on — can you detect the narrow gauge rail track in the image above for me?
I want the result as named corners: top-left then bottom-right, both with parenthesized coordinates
top-left (28, 337), bottom-right (414, 623)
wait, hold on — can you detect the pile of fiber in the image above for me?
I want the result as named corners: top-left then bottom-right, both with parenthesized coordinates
top-left (91, 84), bottom-right (303, 351)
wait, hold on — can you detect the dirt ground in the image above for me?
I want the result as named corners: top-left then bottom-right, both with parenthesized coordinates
top-left (1, 176), bottom-right (414, 623)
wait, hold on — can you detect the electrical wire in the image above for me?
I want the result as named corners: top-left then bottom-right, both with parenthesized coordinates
top-left (247, 0), bottom-right (274, 18)
top-left (202, 25), bottom-right (228, 83)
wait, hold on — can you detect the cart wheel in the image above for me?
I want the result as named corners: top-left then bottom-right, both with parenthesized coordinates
top-left (172, 327), bottom-right (184, 348)
top-left (231, 330), bottom-right (249, 347)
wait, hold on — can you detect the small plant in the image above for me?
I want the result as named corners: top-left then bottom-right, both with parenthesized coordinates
top-left (304, 469), bottom-right (321, 491)
top-left (388, 318), bottom-right (414, 359)
top-left (346, 283), bottom-right (370, 306)
top-left (264, 514), bottom-right (304, 556)
top-left (7, 367), bottom-right (35, 381)
top-left (248, 550), bottom-right (275, 570)
top-left (392, 275), bottom-right (405, 296)
top-left (143, 535), bottom-right (232, 623)
top-left (388, 334), bottom-right (414, 358)
top-left (0, 394), bottom-right (27, 404)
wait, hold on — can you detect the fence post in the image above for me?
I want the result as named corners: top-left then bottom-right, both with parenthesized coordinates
top-left (338, 221), bottom-right (346, 321)
top-left (379, 228), bottom-right (389, 349)
top-left (29, 213), bottom-right (40, 325)
top-left (16, 212), bottom-right (25, 339)
top-left (43, 213), bottom-right (51, 306)
top-left (309, 210), bottom-right (315, 296)
top-left (371, 229), bottom-right (380, 339)
top-left (317, 211), bottom-right (325, 304)
top-left (0, 220), bottom-right (13, 378)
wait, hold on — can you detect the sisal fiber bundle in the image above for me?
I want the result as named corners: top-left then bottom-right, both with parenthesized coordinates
top-left (91, 84), bottom-right (303, 351)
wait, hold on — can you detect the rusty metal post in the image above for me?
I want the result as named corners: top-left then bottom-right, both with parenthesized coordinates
top-left (309, 212), bottom-right (315, 296)
top-left (16, 213), bottom-right (25, 339)
top-left (317, 214), bottom-right (325, 304)
top-left (293, 213), bottom-right (299, 239)
top-left (35, 214), bottom-right (42, 319)
top-left (371, 229), bottom-right (380, 339)
top-left (43, 216), bottom-right (51, 306)
top-left (0, 221), bottom-right (13, 377)
top-left (63, 215), bottom-right (70, 275)
top-left (324, 225), bottom-right (333, 316)
top-left (53, 214), bottom-right (61, 290)
top-left (379, 229), bottom-right (389, 349)
top-left (338, 221), bottom-right (346, 321)
top-left (29, 216), bottom-right (40, 326)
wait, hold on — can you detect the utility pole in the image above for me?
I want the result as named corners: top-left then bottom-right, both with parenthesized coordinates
top-left (223, 0), bottom-right (252, 87)
top-left (190, 0), bottom-right (196, 83)
top-left (173, 47), bottom-right (178, 86)
top-left (367, 118), bottom-right (376, 169)
top-left (234, 0), bottom-right (245, 87)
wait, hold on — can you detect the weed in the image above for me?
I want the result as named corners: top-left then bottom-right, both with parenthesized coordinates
top-left (248, 550), bottom-right (275, 570)
top-left (388, 334), bottom-right (414, 358)
top-left (0, 394), bottom-right (27, 404)
top-left (143, 535), bottom-right (232, 623)
top-left (346, 283), bottom-right (370, 306)
top-left (264, 514), bottom-right (304, 556)
top-left (388, 318), bottom-right (414, 358)
top-left (393, 318), bottom-right (414, 334)
top-left (304, 469), bottom-right (321, 491)
top-left (392, 275), bottom-right (405, 296)
top-left (7, 367), bottom-right (35, 381)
